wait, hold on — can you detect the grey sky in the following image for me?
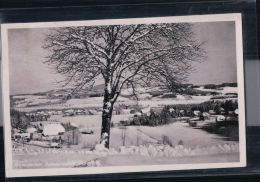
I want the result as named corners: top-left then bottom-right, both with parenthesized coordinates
top-left (190, 22), bottom-right (237, 85)
top-left (8, 21), bottom-right (237, 95)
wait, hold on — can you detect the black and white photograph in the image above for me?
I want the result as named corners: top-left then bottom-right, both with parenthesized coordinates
top-left (1, 13), bottom-right (246, 177)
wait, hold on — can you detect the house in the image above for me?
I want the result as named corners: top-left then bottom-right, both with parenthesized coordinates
top-left (64, 128), bottom-right (80, 145)
top-left (134, 112), bottom-right (142, 117)
top-left (26, 127), bottom-right (37, 134)
top-left (209, 110), bottom-right (216, 115)
top-left (193, 110), bottom-right (201, 116)
top-left (216, 115), bottom-right (225, 122)
top-left (42, 123), bottom-right (65, 136)
top-left (62, 122), bottom-right (81, 145)
top-left (179, 110), bottom-right (185, 116)
top-left (202, 112), bottom-right (210, 119)
top-left (169, 108), bottom-right (175, 113)
top-left (63, 109), bottom-right (75, 116)
top-left (220, 107), bottom-right (225, 114)
top-left (75, 109), bottom-right (85, 115)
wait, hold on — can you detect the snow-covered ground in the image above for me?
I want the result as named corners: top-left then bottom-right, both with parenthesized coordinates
top-left (12, 93), bottom-right (212, 112)
top-left (194, 86), bottom-right (237, 95)
top-left (13, 143), bottom-right (239, 168)
top-left (12, 86), bottom-right (238, 111)
top-left (12, 121), bottom-right (239, 169)
top-left (11, 86), bottom-right (240, 169)
top-left (13, 95), bottom-right (61, 108)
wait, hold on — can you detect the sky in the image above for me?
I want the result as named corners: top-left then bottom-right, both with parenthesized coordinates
top-left (7, 21), bottom-right (237, 95)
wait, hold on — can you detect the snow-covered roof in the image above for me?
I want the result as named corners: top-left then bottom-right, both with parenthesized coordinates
top-left (26, 127), bottom-right (37, 133)
top-left (193, 110), bottom-right (201, 115)
top-left (42, 123), bottom-right (65, 136)
top-left (65, 109), bottom-right (74, 113)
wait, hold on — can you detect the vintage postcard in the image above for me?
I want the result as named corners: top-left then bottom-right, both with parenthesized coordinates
top-left (1, 13), bottom-right (246, 177)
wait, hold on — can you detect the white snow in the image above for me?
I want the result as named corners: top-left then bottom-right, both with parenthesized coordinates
top-left (195, 86), bottom-right (237, 95)
top-left (12, 86), bottom-right (240, 169)
top-left (13, 95), bottom-right (61, 108)
top-left (42, 123), bottom-right (65, 136)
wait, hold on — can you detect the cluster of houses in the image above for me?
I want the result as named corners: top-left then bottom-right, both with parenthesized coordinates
top-left (166, 105), bottom-right (239, 128)
top-left (117, 103), bottom-right (239, 127)
top-left (12, 120), bottom-right (94, 148)
top-left (24, 108), bottom-right (99, 121)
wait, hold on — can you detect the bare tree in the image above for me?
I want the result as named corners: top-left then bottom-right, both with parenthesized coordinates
top-left (43, 22), bottom-right (204, 148)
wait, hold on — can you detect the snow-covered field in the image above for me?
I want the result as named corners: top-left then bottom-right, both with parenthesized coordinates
top-left (194, 86), bottom-right (237, 95)
top-left (12, 95), bottom-right (61, 108)
top-left (11, 86), bottom-right (240, 169)
top-left (13, 122), bottom-right (239, 169)
top-left (13, 93), bottom-right (212, 112)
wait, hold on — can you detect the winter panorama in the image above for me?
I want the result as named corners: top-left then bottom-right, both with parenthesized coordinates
top-left (7, 20), bottom-right (243, 170)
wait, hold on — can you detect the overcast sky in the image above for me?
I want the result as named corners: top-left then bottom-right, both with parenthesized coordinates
top-left (8, 21), bottom-right (237, 95)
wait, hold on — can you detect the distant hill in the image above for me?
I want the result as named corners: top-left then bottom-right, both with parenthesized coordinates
top-left (12, 82), bottom-right (237, 99)
top-left (19, 84), bottom-right (106, 100)
top-left (10, 83), bottom-right (151, 100)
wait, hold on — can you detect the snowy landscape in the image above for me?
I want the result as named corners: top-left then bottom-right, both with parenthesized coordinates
top-left (5, 18), bottom-right (243, 172)
top-left (11, 84), bottom-right (240, 168)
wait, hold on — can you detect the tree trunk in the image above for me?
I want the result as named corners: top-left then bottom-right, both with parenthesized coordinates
top-left (100, 107), bottom-right (113, 148)
top-left (100, 80), bottom-right (114, 149)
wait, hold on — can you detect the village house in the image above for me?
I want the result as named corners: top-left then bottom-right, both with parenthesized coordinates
top-left (193, 110), bottom-right (201, 116)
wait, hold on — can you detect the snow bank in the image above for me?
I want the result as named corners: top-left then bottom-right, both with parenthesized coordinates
top-left (13, 142), bottom-right (239, 169)
top-left (14, 142), bottom-right (239, 159)
top-left (109, 143), bottom-right (239, 158)
top-left (75, 159), bottom-right (102, 167)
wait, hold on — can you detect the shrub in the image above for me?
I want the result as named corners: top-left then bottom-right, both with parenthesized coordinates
top-left (221, 100), bottom-right (238, 113)
top-left (89, 92), bottom-right (104, 97)
top-left (219, 83), bottom-right (237, 87)
top-left (204, 84), bottom-right (217, 89)
top-left (10, 109), bottom-right (30, 130)
top-left (161, 93), bottom-right (177, 98)
top-left (189, 121), bottom-right (197, 127)
top-left (149, 90), bottom-right (164, 97)
top-left (225, 93), bottom-right (238, 96)
top-left (178, 140), bottom-right (184, 145)
top-left (111, 122), bottom-right (114, 128)
top-left (130, 109), bottom-right (136, 114)
top-left (191, 85), bottom-right (200, 88)
top-left (162, 135), bottom-right (173, 147)
top-left (129, 100), bottom-right (238, 127)
top-left (129, 109), bottom-right (173, 127)
top-left (182, 88), bottom-right (208, 96)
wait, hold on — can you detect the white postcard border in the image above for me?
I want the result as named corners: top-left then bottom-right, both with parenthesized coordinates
top-left (1, 13), bottom-right (246, 178)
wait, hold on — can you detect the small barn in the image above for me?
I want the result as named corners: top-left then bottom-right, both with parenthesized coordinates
top-left (62, 122), bottom-right (80, 145)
